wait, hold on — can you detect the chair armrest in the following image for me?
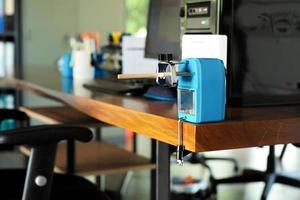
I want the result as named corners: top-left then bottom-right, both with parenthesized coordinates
top-left (0, 109), bottom-right (29, 123)
top-left (0, 125), bottom-right (93, 146)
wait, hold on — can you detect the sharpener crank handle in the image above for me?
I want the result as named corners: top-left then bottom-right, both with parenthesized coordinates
top-left (117, 72), bottom-right (191, 80)
top-left (118, 73), bottom-right (165, 80)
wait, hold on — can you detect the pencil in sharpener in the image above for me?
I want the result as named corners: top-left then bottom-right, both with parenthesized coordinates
top-left (178, 58), bottom-right (226, 123)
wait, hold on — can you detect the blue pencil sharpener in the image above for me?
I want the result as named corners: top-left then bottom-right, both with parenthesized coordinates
top-left (177, 58), bottom-right (226, 123)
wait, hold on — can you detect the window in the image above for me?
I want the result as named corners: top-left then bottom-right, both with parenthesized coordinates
top-left (125, 0), bottom-right (149, 34)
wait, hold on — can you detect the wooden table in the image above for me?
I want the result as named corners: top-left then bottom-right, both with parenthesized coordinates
top-left (1, 71), bottom-right (300, 200)
top-left (1, 78), bottom-right (300, 152)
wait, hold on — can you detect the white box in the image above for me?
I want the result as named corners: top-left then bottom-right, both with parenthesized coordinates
top-left (122, 36), bottom-right (157, 74)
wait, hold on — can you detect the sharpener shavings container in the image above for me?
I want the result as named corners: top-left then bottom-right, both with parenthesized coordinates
top-left (178, 58), bottom-right (226, 123)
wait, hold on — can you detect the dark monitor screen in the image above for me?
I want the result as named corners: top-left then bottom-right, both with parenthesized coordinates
top-left (145, 0), bottom-right (182, 59)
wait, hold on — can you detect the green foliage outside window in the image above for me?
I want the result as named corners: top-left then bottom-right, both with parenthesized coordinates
top-left (125, 0), bottom-right (149, 33)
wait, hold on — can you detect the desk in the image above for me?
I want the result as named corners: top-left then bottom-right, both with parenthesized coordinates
top-left (1, 70), bottom-right (300, 199)
top-left (1, 77), bottom-right (300, 152)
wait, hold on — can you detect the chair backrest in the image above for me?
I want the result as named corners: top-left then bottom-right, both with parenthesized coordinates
top-left (0, 108), bottom-right (95, 200)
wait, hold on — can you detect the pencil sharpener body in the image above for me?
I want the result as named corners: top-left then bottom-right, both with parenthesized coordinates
top-left (178, 58), bottom-right (226, 123)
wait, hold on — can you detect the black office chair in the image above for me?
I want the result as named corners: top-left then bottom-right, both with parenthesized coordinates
top-left (211, 145), bottom-right (300, 200)
top-left (0, 109), bottom-right (111, 200)
top-left (279, 143), bottom-right (300, 161)
top-left (185, 153), bottom-right (239, 172)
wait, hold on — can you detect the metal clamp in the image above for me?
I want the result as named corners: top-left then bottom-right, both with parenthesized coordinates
top-left (177, 118), bottom-right (185, 166)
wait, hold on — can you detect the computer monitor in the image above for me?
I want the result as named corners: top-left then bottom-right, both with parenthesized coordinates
top-left (145, 0), bottom-right (182, 59)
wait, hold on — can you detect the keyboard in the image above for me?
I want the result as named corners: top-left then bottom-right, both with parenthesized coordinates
top-left (83, 78), bottom-right (146, 95)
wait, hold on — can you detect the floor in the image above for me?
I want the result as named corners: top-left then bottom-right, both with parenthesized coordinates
top-left (96, 130), bottom-right (300, 200)
top-left (1, 131), bottom-right (300, 200)
top-left (122, 144), bottom-right (300, 200)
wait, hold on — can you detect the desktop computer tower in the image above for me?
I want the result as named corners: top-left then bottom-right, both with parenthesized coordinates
top-left (183, 0), bottom-right (300, 106)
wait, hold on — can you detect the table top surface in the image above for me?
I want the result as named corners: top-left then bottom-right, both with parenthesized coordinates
top-left (1, 68), bottom-right (300, 152)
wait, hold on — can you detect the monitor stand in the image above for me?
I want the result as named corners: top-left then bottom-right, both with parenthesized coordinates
top-left (143, 86), bottom-right (177, 102)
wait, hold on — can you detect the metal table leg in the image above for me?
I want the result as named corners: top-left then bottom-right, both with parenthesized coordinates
top-left (150, 139), bottom-right (156, 200)
top-left (156, 141), bottom-right (170, 200)
top-left (95, 127), bottom-right (103, 189)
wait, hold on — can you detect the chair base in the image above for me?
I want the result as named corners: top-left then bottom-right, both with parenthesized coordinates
top-left (211, 146), bottom-right (300, 200)
top-left (211, 169), bottom-right (300, 200)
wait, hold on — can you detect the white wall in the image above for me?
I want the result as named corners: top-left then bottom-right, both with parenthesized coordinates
top-left (77, 0), bottom-right (126, 45)
top-left (22, 0), bottom-right (79, 70)
top-left (22, 0), bottom-right (126, 74)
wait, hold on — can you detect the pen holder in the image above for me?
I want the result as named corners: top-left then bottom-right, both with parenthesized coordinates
top-left (73, 50), bottom-right (95, 80)
top-left (73, 79), bottom-right (92, 97)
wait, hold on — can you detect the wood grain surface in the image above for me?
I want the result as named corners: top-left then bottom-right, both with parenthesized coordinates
top-left (19, 106), bottom-right (155, 176)
top-left (2, 78), bottom-right (300, 152)
top-left (20, 106), bottom-right (108, 127)
top-left (20, 141), bottom-right (155, 176)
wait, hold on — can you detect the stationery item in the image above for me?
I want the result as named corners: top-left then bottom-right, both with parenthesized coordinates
top-left (73, 78), bottom-right (92, 97)
top-left (111, 32), bottom-right (121, 45)
top-left (117, 57), bottom-right (226, 123)
top-left (177, 58), bottom-right (226, 123)
top-left (69, 36), bottom-right (82, 67)
top-left (90, 39), bottom-right (98, 66)
top-left (117, 57), bottom-right (226, 165)
top-left (70, 36), bottom-right (82, 51)
top-left (73, 50), bottom-right (94, 80)
top-left (83, 36), bottom-right (91, 53)
top-left (80, 32), bottom-right (100, 48)
top-left (80, 32), bottom-right (100, 67)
